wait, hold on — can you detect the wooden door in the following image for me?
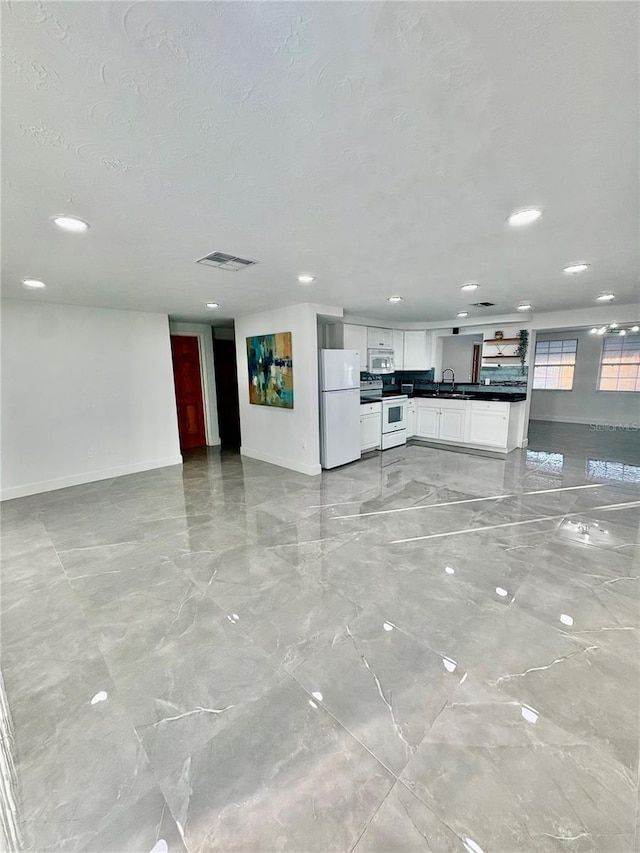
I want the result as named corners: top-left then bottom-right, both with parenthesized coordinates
top-left (472, 343), bottom-right (482, 383)
top-left (171, 336), bottom-right (206, 450)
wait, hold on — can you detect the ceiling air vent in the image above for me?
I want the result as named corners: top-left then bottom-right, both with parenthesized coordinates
top-left (470, 301), bottom-right (496, 307)
top-left (196, 252), bottom-right (258, 271)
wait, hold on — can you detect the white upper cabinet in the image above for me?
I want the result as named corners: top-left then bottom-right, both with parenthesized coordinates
top-left (367, 327), bottom-right (394, 349)
top-left (342, 324), bottom-right (368, 371)
top-left (392, 329), bottom-right (404, 370)
top-left (403, 331), bottom-right (429, 370)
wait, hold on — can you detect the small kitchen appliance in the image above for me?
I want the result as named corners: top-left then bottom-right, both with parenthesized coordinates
top-left (367, 348), bottom-right (395, 374)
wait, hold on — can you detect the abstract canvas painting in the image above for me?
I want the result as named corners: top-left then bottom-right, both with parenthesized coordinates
top-left (246, 331), bottom-right (294, 408)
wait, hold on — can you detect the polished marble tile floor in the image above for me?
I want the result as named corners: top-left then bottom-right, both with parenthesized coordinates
top-left (2, 420), bottom-right (639, 852)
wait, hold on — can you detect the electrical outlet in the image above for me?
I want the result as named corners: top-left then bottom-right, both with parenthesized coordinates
top-left (87, 447), bottom-right (95, 458)
top-left (302, 441), bottom-right (307, 450)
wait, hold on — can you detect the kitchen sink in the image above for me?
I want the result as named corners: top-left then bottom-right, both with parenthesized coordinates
top-left (440, 393), bottom-right (473, 399)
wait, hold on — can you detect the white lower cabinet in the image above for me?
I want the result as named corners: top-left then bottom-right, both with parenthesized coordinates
top-left (360, 402), bottom-right (382, 451)
top-left (466, 402), bottom-right (509, 448)
top-left (406, 401), bottom-right (416, 438)
top-left (416, 399), bottom-right (465, 441)
top-left (439, 408), bottom-right (466, 442)
top-left (416, 402), bottom-right (440, 438)
top-left (414, 398), bottom-right (522, 451)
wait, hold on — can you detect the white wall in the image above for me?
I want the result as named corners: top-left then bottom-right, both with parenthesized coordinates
top-left (1, 300), bottom-right (182, 500)
top-left (169, 321), bottom-right (220, 446)
top-left (441, 334), bottom-right (483, 382)
top-left (235, 303), bottom-right (341, 476)
top-left (529, 328), bottom-right (640, 425)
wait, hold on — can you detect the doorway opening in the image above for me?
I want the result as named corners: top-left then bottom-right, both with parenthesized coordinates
top-left (212, 326), bottom-right (241, 449)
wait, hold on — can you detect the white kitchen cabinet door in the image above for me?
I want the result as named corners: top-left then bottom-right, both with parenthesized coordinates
top-left (416, 402), bottom-right (439, 439)
top-left (467, 408), bottom-right (509, 448)
top-left (367, 327), bottom-right (393, 349)
top-left (360, 413), bottom-right (381, 450)
top-left (403, 331), bottom-right (428, 370)
top-left (343, 324), bottom-right (368, 371)
top-left (392, 329), bottom-right (404, 370)
top-left (439, 408), bottom-right (466, 442)
top-left (406, 404), bottom-right (416, 438)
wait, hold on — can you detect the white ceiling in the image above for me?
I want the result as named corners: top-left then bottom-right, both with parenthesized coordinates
top-left (3, 1), bottom-right (638, 324)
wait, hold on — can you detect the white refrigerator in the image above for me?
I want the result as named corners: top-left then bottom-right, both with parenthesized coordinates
top-left (319, 349), bottom-right (361, 469)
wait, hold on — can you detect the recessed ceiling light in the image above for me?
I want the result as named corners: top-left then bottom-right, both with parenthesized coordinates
top-left (52, 215), bottom-right (90, 233)
top-left (563, 263), bottom-right (590, 275)
top-left (205, 302), bottom-right (219, 309)
top-left (517, 303), bottom-right (532, 311)
top-left (388, 295), bottom-right (403, 303)
top-left (589, 328), bottom-right (598, 334)
top-left (596, 293), bottom-right (615, 302)
top-left (297, 274), bottom-right (315, 285)
top-left (22, 278), bottom-right (46, 289)
top-left (507, 208), bottom-right (542, 227)
top-left (632, 326), bottom-right (640, 332)
top-left (457, 311), bottom-right (469, 317)
top-left (461, 282), bottom-right (479, 292)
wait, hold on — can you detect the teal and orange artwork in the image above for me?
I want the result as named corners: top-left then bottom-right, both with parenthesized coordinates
top-left (246, 331), bottom-right (293, 409)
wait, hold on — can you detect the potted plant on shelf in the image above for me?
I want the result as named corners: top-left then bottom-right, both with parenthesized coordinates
top-left (516, 329), bottom-right (529, 375)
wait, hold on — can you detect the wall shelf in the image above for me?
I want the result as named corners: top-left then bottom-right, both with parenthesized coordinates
top-left (484, 337), bottom-right (520, 344)
top-left (483, 355), bottom-right (520, 360)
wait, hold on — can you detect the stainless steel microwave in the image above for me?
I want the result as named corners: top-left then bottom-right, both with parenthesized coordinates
top-left (367, 348), bottom-right (395, 374)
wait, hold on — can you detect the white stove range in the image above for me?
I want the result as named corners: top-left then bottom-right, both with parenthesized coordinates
top-left (360, 379), bottom-right (408, 450)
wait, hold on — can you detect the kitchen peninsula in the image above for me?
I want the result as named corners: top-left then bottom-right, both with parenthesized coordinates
top-left (407, 394), bottom-right (526, 453)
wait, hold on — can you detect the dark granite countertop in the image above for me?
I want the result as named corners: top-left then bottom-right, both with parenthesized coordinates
top-left (410, 390), bottom-right (527, 403)
top-left (362, 390), bottom-right (527, 404)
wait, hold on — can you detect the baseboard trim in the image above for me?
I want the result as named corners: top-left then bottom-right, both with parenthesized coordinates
top-left (529, 416), bottom-right (600, 426)
top-left (0, 455), bottom-right (184, 502)
top-left (240, 446), bottom-right (321, 477)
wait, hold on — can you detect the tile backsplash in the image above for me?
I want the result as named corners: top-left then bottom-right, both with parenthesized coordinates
top-left (363, 365), bottom-right (527, 394)
top-left (480, 365), bottom-right (528, 385)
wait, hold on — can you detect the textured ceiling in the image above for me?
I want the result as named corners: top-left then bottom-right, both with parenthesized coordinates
top-left (2, 1), bottom-right (638, 323)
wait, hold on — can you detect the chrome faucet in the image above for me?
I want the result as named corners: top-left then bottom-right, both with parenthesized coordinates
top-left (441, 368), bottom-right (456, 392)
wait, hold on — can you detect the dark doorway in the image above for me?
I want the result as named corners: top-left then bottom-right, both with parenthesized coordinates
top-left (170, 335), bottom-right (207, 450)
top-left (212, 333), bottom-right (241, 448)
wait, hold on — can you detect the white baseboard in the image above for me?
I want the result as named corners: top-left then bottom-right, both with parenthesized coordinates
top-left (0, 455), bottom-right (184, 502)
top-left (240, 446), bottom-right (321, 476)
top-left (529, 416), bottom-right (597, 425)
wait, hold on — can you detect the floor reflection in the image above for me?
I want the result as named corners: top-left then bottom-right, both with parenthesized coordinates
top-left (586, 458), bottom-right (640, 484)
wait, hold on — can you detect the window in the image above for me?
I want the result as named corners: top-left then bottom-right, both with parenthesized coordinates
top-left (598, 337), bottom-right (640, 392)
top-left (532, 339), bottom-right (577, 390)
